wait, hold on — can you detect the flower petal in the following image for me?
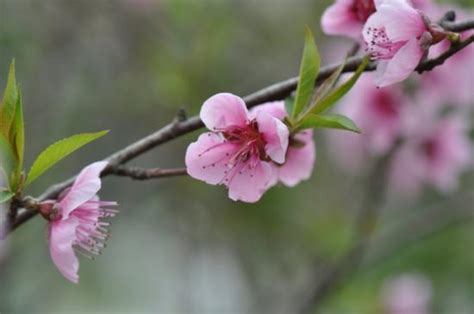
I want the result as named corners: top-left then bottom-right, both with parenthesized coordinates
top-left (321, 0), bottom-right (364, 40)
top-left (200, 93), bottom-right (249, 131)
top-left (59, 161), bottom-right (108, 219)
top-left (276, 130), bottom-right (316, 187)
top-left (256, 112), bottom-right (289, 164)
top-left (49, 218), bottom-right (80, 283)
top-left (249, 101), bottom-right (287, 120)
top-left (374, 38), bottom-right (423, 87)
top-left (185, 132), bottom-right (238, 185)
top-left (227, 160), bottom-right (273, 203)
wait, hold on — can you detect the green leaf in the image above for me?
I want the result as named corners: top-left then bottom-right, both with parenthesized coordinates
top-left (25, 130), bottom-right (109, 186)
top-left (0, 190), bottom-right (14, 204)
top-left (299, 114), bottom-right (361, 133)
top-left (308, 59), bottom-right (346, 111)
top-left (0, 133), bottom-right (16, 184)
top-left (312, 56), bottom-right (369, 115)
top-left (11, 91), bottom-right (24, 170)
top-left (284, 96), bottom-right (294, 116)
top-left (291, 27), bottom-right (320, 119)
top-left (1, 60), bottom-right (19, 138)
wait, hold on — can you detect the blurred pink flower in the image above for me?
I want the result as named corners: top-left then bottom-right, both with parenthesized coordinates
top-left (185, 93), bottom-right (289, 203)
top-left (381, 273), bottom-right (432, 314)
top-left (328, 74), bottom-right (406, 173)
top-left (389, 107), bottom-right (472, 198)
top-left (40, 161), bottom-right (118, 283)
top-left (250, 101), bottom-right (316, 187)
top-left (420, 8), bottom-right (474, 107)
top-left (321, 0), bottom-right (376, 40)
top-left (363, 0), bottom-right (432, 87)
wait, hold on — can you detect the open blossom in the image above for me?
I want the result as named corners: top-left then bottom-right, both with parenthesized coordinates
top-left (250, 101), bottom-right (316, 187)
top-left (185, 93), bottom-right (289, 203)
top-left (389, 107), bottom-right (472, 198)
top-left (363, 0), bottom-right (440, 87)
top-left (321, 0), bottom-right (431, 41)
top-left (328, 74), bottom-right (405, 172)
top-left (381, 273), bottom-right (433, 314)
top-left (39, 161), bottom-right (118, 283)
top-left (321, 0), bottom-right (376, 40)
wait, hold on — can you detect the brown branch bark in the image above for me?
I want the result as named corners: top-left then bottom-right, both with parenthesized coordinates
top-left (3, 18), bottom-right (474, 237)
top-left (107, 166), bottom-right (187, 181)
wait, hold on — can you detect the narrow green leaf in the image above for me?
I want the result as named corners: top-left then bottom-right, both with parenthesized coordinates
top-left (25, 130), bottom-right (109, 186)
top-left (284, 96), bottom-right (294, 116)
top-left (0, 133), bottom-right (16, 183)
top-left (309, 59), bottom-right (346, 111)
top-left (10, 91), bottom-right (24, 170)
top-left (0, 190), bottom-right (14, 203)
top-left (312, 57), bottom-right (369, 115)
top-left (1, 60), bottom-right (19, 138)
top-left (299, 114), bottom-right (361, 133)
top-left (292, 27), bottom-right (320, 119)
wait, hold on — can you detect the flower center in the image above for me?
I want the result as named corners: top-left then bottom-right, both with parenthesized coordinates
top-left (371, 90), bottom-right (399, 118)
top-left (365, 27), bottom-right (407, 60)
top-left (222, 120), bottom-right (267, 161)
top-left (351, 0), bottom-right (376, 23)
top-left (421, 138), bottom-right (439, 161)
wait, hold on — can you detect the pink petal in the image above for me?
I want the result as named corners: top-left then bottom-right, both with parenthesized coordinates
top-left (185, 132), bottom-right (238, 185)
top-left (256, 112), bottom-right (289, 164)
top-left (249, 101), bottom-right (287, 120)
top-left (373, 0), bottom-right (425, 41)
top-left (49, 218), bottom-right (80, 283)
top-left (375, 38), bottom-right (424, 87)
top-left (59, 161), bottom-right (108, 219)
top-left (276, 130), bottom-right (316, 187)
top-left (200, 93), bottom-right (249, 131)
top-left (227, 160), bottom-right (273, 203)
top-left (321, 0), bottom-right (364, 40)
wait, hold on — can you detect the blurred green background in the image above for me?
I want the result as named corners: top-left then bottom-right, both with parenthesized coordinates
top-left (0, 0), bottom-right (473, 313)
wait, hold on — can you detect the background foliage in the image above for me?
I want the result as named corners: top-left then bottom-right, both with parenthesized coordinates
top-left (0, 0), bottom-right (473, 313)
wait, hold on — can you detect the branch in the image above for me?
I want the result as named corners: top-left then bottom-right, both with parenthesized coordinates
top-left (107, 166), bottom-right (188, 181)
top-left (4, 18), bottom-right (474, 237)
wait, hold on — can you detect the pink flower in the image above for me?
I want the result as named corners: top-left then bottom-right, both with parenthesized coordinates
top-left (40, 161), bottom-right (118, 283)
top-left (321, 0), bottom-right (376, 40)
top-left (389, 108), bottom-right (472, 198)
top-left (363, 0), bottom-right (432, 87)
top-left (185, 93), bottom-right (289, 203)
top-left (250, 101), bottom-right (316, 187)
top-left (328, 74), bottom-right (405, 172)
top-left (381, 273), bottom-right (432, 314)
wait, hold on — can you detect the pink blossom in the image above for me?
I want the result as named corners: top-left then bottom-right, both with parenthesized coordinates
top-left (40, 161), bottom-right (118, 283)
top-left (420, 8), bottom-right (474, 107)
top-left (363, 0), bottom-right (433, 87)
top-left (321, 0), bottom-right (431, 41)
top-left (389, 107), bottom-right (472, 198)
top-left (328, 74), bottom-right (405, 172)
top-left (185, 93), bottom-right (289, 203)
top-left (321, 0), bottom-right (376, 40)
top-left (250, 101), bottom-right (316, 187)
top-left (381, 273), bottom-right (432, 314)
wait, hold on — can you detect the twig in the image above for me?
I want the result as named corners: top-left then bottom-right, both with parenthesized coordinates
top-left (4, 18), bottom-right (474, 237)
top-left (107, 166), bottom-right (188, 181)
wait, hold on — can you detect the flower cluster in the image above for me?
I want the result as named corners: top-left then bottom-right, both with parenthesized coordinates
top-left (322, 0), bottom-right (452, 87)
top-left (185, 93), bottom-right (315, 203)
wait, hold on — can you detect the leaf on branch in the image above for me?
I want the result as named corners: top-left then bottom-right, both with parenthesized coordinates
top-left (311, 56), bottom-right (369, 115)
top-left (299, 114), bottom-right (361, 133)
top-left (291, 26), bottom-right (320, 119)
top-left (0, 190), bottom-right (14, 204)
top-left (0, 60), bottom-right (19, 139)
top-left (25, 130), bottom-right (109, 186)
top-left (308, 59), bottom-right (346, 111)
top-left (0, 133), bottom-right (16, 186)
